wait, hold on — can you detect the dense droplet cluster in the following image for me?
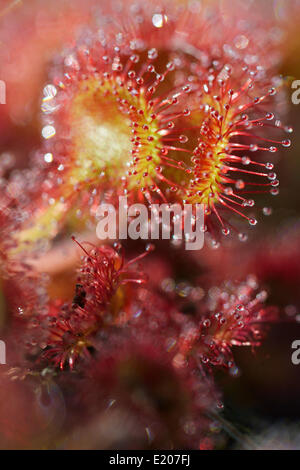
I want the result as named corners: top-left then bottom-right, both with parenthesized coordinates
top-left (32, 240), bottom-right (151, 370)
top-left (7, 0), bottom-right (292, 251)
top-left (185, 72), bottom-right (292, 233)
top-left (177, 277), bottom-right (277, 371)
top-left (3, 237), bottom-right (284, 448)
top-left (0, 0), bottom-right (296, 451)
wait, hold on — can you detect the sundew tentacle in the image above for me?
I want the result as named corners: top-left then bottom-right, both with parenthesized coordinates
top-left (32, 239), bottom-right (153, 371)
top-left (9, 1), bottom-right (292, 251)
top-left (183, 65), bottom-right (292, 235)
top-left (22, 50), bottom-right (290, 249)
top-left (14, 38), bottom-right (201, 249)
top-left (177, 276), bottom-right (279, 373)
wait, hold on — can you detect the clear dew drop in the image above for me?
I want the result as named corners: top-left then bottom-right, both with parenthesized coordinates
top-left (152, 13), bottom-right (167, 28)
top-left (202, 319), bottom-right (211, 328)
top-left (44, 153), bottom-right (53, 163)
top-left (148, 48), bottom-right (158, 60)
top-left (222, 228), bottom-right (230, 236)
top-left (242, 156), bottom-right (250, 165)
top-left (235, 179), bottom-right (245, 190)
top-left (268, 172), bottom-right (277, 180)
top-left (263, 207), bottom-right (272, 216)
top-left (282, 139), bottom-right (291, 148)
top-left (146, 243), bottom-right (155, 252)
top-left (249, 218), bottom-right (257, 226)
top-left (238, 233), bottom-right (248, 242)
top-left (179, 135), bottom-right (188, 143)
top-left (43, 84), bottom-right (57, 99)
top-left (42, 125), bottom-right (56, 139)
top-left (266, 112), bottom-right (274, 120)
top-left (270, 188), bottom-right (279, 196)
top-left (229, 366), bottom-right (241, 377)
top-left (234, 35), bottom-right (249, 49)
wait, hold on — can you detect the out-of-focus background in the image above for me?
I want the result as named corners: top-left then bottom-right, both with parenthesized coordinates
top-left (0, 0), bottom-right (300, 449)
